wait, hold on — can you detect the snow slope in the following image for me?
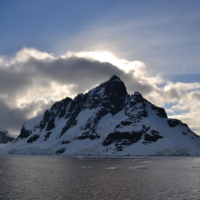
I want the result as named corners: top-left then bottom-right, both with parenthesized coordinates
top-left (1, 75), bottom-right (200, 155)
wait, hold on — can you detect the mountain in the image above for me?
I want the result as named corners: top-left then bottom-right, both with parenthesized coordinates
top-left (0, 128), bottom-right (15, 144)
top-left (1, 75), bottom-right (200, 155)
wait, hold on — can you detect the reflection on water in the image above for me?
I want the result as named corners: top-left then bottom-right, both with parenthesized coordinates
top-left (0, 156), bottom-right (200, 200)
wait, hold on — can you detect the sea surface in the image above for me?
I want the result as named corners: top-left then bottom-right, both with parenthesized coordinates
top-left (0, 156), bottom-right (200, 200)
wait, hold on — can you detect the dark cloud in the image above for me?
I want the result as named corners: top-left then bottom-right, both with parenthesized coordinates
top-left (28, 57), bottom-right (125, 93)
top-left (0, 99), bottom-right (54, 135)
top-left (1, 55), bottom-right (154, 98)
top-left (27, 56), bottom-right (155, 95)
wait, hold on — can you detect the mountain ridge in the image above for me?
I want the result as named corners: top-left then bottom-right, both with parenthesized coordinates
top-left (0, 128), bottom-right (15, 144)
top-left (1, 75), bottom-right (200, 155)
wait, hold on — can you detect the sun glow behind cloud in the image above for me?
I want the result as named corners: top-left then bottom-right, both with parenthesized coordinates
top-left (65, 51), bottom-right (164, 86)
top-left (66, 51), bottom-right (144, 73)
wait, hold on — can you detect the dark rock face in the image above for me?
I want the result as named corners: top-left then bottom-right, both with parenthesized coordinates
top-left (38, 97), bottom-right (72, 132)
top-left (103, 125), bottom-right (164, 151)
top-left (168, 119), bottom-right (180, 127)
top-left (144, 133), bottom-right (163, 143)
top-left (0, 129), bottom-right (15, 144)
top-left (125, 92), bottom-right (148, 124)
top-left (102, 131), bottom-right (143, 147)
top-left (17, 125), bottom-right (32, 140)
top-left (151, 105), bottom-right (167, 118)
top-left (99, 75), bottom-right (127, 115)
top-left (76, 134), bottom-right (100, 140)
top-left (60, 94), bottom-right (86, 137)
top-left (44, 132), bottom-right (51, 141)
top-left (55, 148), bottom-right (66, 155)
top-left (143, 129), bottom-right (163, 143)
top-left (27, 134), bottom-right (39, 143)
top-left (61, 140), bottom-right (70, 144)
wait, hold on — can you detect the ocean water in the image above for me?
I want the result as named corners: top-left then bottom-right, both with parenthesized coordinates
top-left (0, 156), bottom-right (200, 200)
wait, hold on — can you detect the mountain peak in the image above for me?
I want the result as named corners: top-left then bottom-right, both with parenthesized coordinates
top-left (86, 75), bottom-right (127, 115)
top-left (88, 75), bottom-right (127, 97)
top-left (110, 75), bottom-right (122, 81)
top-left (103, 75), bottom-right (127, 101)
top-left (133, 91), bottom-right (144, 100)
top-left (134, 91), bottom-right (141, 96)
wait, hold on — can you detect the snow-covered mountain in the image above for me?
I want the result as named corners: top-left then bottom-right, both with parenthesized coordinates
top-left (1, 75), bottom-right (200, 155)
top-left (0, 128), bottom-right (15, 144)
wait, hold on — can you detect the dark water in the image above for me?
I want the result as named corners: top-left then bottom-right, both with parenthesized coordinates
top-left (0, 156), bottom-right (200, 200)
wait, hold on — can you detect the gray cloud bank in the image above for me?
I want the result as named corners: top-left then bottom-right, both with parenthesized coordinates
top-left (0, 48), bottom-right (200, 135)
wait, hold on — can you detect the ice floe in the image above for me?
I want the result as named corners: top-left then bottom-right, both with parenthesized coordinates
top-left (129, 166), bottom-right (147, 169)
top-left (81, 166), bottom-right (93, 169)
top-left (23, 173), bottom-right (30, 176)
top-left (106, 167), bottom-right (117, 170)
top-left (141, 161), bottom-right (154, 163)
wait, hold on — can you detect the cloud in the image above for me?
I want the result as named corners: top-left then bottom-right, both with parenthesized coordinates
top-left (0, 48), bottom-right (200, 135)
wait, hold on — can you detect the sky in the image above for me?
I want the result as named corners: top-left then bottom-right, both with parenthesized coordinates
top-left (0, 0), bottom-right (200, 135)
